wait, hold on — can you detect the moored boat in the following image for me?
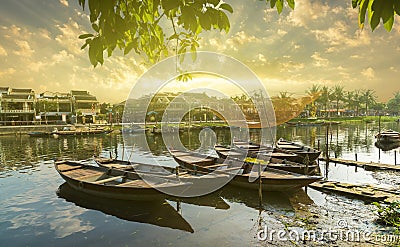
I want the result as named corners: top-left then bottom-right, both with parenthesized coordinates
top-left (375, 130), bottom-right (400, 143)
top-left (276, 138), bottom-right (321, 162)
top-left (214, 145), bottom-right (319, 175)
top-left (171, 150), bottom-right (322, 191)
top-left (55, 160), bottom-right (191, 201)
top-left (53, 126), bottom-right (112, 136)
top-left (27, 131), bottom-right (51, 137)
top-left (94, 157), bottom-right (232, 196)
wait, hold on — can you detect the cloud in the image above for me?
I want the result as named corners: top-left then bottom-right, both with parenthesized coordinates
top-left (288, 0), bottom-right (329, 28)
top-left (0, 45), bottom-right (7, 56)
top-left (311, 52), bottom-right (329, 67)
top-left (55, 18), bottom-right (86, 55)
top-left (258, 54), bottom-right (267, 63)
top-left (312, 21), bottom-right (371, 51)
top-left (13, 40), bottom-right (35, 57)
top-left (361, 67), bottom-right (375, 80)
top-left (59, 0), bottom-right (69, 7)
top-left (0, 68), bottom-right (16, 78)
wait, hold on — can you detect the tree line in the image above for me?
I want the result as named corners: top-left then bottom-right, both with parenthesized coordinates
top-left (299, 84), bottom-right (400, 118)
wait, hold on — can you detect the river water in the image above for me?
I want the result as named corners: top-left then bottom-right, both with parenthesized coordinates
top-left (0, 122), bottom-right (399, 246)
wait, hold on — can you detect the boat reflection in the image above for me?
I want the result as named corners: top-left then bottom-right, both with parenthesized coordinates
top-left (375, 141), bottom-right (400, 151)
top-left (56, 183), bottom-right (194, 233)
top-left (219, 184), bottom-right (314, 213)
top-left (168, 191), bottom-right (230, 210)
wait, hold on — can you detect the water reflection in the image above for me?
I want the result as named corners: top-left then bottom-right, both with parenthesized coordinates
top-left (57, 183), bottom-right (194, 233)
top-left (1, 122), bottom-right (400, 245)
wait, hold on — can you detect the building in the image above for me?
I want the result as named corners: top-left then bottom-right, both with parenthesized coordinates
top-left (36, 91), bottom-right (73, 123)
top-left (70, 90), bottom-right (99, 123)
top-left (0, 87), bottom-right (36, 123)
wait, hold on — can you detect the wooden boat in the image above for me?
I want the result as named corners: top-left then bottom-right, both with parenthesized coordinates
top-left (94, 157), bottom-right (232, 196)
top-left (276, 138), bottom-right (321, 162)
top-left (57, 183), bottom-right (194, 232)
top-left (227, 140), bottom-right (320, 163)
top-left (53, 126), bottom-right (112, 136)
top-left (55, 160), bottom-right (192, 201)
top-left (171, 150), bottom-right (322, 191)
top-left (27, 131), bottom-right (50, 137)
top-left (375, 130), bottom-right (400, 143)
top-left (214, 145), bottom-right (319, 175)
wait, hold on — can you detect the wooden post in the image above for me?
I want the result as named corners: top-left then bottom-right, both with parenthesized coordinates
top-left (317, 139), bottom-right (320, 151)
top-left (355, 153), bottom-right (358, 161)
top-left (395, 151), bottom-right (397, 165)
top-left (378, 114), bottom-right (381, 134)
top-left (325, 124), bottom-right (330, 179)
top-left (258, 162), bottom-right (262, 203)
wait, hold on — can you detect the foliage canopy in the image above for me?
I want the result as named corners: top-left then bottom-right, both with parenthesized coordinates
top-left (77, 0), bottom-right (399, 67)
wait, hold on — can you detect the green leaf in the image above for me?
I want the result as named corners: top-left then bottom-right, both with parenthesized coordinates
top-left (270, 0), bottom-right (277, 8)
top-left (276, 0), bottom-right (283, 14)
top-left (369, 0), bottom-right (383, 31)
top-left (199, 11), bottom-right (212, 30)
top-left (79, 34), bottom-right (94, 39)
top-left (220, 3), bottom-right (233, 13)
top-left (383, 14), bottom-right (394, 31)
top-left (81, 43), bottom-right (89, 49)
top-left (359, 0), bottom-right (368, 28)
top-left (218, 11), bottom-right (230, 32)
top-left (381, 0), bottom-right (395, 31)
top-left (286, 0), bottom-right (295, 10)
top-left (352, 0), bottom-right (360, 8)
top-left (92, 23), bottom-right (100, 32)
top-left (395, 0), bottom-right (400, 15)
top-left (161, 0), bottom-right (181, 12)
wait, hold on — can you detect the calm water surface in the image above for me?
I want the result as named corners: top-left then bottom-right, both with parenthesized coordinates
top-left (1, 122), bottom-right (399, 246)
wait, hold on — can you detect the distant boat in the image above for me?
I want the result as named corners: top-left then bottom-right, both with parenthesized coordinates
top-left (286, 121), bottom-right (340, 127)
top-left (27, 131), bottom-right (50, 137)
top-left (53, 126), bottom-right (112, 136)
top-left (171, 150), bottom-right (322, 191)
top-left (57, 183), bottom-right (194, 233)
top-left (375, 130), bottom-right (400, 143)
top-left (55, 160), bottom-right (191, 201)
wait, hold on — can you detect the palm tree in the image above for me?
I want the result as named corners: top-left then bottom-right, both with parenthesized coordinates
top-left (387, 91), bottom-right (400, 115)
top-left (353, 90), bottom-right (362, 116)
top-left (361, 89), bottom-right (376, 116)
top-left (317, 85), bottom-right (330, 118)
top-left (330, 85), bottom-right (345, 117)
top-left (344, 91), bottom-right (354, 116)
top-left (306, 84), bottom-right (321, 118)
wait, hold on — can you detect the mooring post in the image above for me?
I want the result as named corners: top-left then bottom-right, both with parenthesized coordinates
top-left (355, 153), bottom-right (358, 161)
top-left (317, 139), bottom-right (320, 151)
top-left (395, 151), bottom-right (397, 165)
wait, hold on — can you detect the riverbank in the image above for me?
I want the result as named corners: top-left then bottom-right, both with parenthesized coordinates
top-left (0, 123), bottom-right (121, 136)
top-left (289, 116), bottom-right (400, 123)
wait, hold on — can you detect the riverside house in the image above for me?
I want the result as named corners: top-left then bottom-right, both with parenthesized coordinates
top-left (0, 87), bottom-right (36, 124)
top-left (70, 90), bottom-right (100, 124)
top-left (36, 92), bottom-right (73, 123)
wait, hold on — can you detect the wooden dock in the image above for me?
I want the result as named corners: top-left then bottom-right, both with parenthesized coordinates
top-left (309, 180), bottom-right (400, 203)
top-left (318, 157), bottom-right (400, 171)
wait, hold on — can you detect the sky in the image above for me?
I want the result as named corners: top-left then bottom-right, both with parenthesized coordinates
top-left (0, 0), bottom-right (399, 103)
